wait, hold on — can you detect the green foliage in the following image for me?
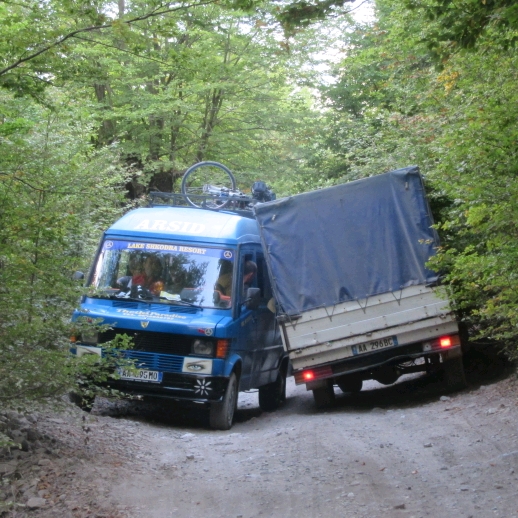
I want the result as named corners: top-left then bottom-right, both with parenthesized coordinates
top-left (403, 0), bottom-right (518, 58)
top-left (0, 89), bottom-right (126, 404)
top-left (70, 323), bottom-right (137, 405)
top-left (0, 0), bottom-right (334, 406)
top-left (66, 4), bottom-right (324, 194)
top-left (426, 47), bottom-right (518, 353)
top-left (277, 0), bottom-right (355, 33)
top-left (314, 0), bottom-right (518, 357)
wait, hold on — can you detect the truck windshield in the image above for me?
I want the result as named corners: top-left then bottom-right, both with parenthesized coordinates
top-left (89, 239), bottom-right (235, 309)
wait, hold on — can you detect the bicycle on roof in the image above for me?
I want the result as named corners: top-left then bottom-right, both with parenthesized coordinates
top-left (180, 161), bottom-right (275, 210)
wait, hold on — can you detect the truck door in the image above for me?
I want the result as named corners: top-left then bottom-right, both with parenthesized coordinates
top-left (253, 251), bottom-right (282, 387)
top-left (234, 249), bottom-right (260, 391)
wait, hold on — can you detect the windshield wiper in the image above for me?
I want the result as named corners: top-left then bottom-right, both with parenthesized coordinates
top-left (92, 290), bottom-right (201, 307)
top-left (158, 296), bottom-right (199, 307)
top-left (114, 295), bottom-right (153, 302)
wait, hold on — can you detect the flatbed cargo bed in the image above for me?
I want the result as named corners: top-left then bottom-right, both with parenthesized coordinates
top-left (281, 284), bottom-right (457, 371)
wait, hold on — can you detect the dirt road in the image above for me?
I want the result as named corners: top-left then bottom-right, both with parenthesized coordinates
top-left (4, 351), bottom-right (518, 518)
top-left (105, 362), bottom-right (518, 518)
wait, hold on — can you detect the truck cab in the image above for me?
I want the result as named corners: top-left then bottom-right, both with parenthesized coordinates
top-left (70, 200), bottom-right (289, 429)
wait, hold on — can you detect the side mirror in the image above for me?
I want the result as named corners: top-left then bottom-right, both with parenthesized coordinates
top-left (72, 271), bottom-right (84, 281)
top-left (213, 290), bottom-right (221, 304)
top-left (244, 287), bottom-right (261, 310)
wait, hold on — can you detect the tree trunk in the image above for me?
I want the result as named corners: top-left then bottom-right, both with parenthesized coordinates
top-left (94, 83), bottom-right (116, 145)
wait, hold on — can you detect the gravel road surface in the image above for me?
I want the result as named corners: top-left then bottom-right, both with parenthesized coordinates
top-left (2, 347), bottom-right (517, 518)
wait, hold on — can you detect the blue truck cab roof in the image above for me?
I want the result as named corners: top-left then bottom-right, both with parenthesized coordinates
top-left (105, 206), bottom-right (261, 246)
top-left (76, 205), bottom-right (262, 336)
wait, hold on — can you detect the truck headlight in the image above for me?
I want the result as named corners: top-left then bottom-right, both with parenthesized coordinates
top-left (192, 339), bottom-right (215, 356)
top-left (81, 330), bottom-right (99, 345)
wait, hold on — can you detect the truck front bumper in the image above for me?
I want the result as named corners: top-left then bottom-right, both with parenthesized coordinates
top-left (105, 373), bottom-right (229, 404)
top-left (70, 344), bottom-right (229, 404)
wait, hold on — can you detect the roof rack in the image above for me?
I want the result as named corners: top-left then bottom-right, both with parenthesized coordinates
top-left (148, 192), bottom-right (257, 219)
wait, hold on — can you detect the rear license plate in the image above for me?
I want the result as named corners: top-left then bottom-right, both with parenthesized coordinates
top-left (351, 336), bottom-right (398, 356)
top-left (117, 368), bottom-right (163, 383)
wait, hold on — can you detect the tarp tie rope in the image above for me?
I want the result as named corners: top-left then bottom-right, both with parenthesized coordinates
top-left (391, 289), bottom-right (404, 305)
top-left (355, 297), bottom-right (369, 314)
top-left (323, 304), bottom-right (338, 321)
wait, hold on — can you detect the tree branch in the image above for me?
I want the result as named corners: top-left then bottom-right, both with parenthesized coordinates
top-left (72, 35), bottom-right (171, 66)
top-left (0, 0), bottom-right (218, 76)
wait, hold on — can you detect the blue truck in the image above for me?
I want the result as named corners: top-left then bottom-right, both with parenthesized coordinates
top-left (70, 195), bottom-right (289, 429)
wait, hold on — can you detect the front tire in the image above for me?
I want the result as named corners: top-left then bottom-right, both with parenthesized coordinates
top-left (259, 369), bottom-right (287, 412)
top-left (209, 372), bottom-right (238, 430)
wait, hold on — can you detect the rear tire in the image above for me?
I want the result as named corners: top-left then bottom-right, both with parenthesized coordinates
top-left (442, 356), bottom-right (467, 392)
top-left (312, 381), bottom-right (335, 409)
top-left (336, 376), bottom-right (363, 394)
top-left (209, 372), bottom-right (238, 430)
top-left (259, 369), bottom-right (287, 412)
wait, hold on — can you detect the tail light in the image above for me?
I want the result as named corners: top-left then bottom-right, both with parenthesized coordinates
top-left (440, 336), bottom-right (453, 348)
top-left (423, 334), bottom-right (460, 351)
top-left (437, 334), bottom-right (460, 348)
top-left (294, 365), bottom-right (333, 385)
top-left (303, 371), bottom-right (315, 381)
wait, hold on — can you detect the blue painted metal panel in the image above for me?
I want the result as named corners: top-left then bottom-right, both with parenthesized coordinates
top-left (105, 206), bottom-right (261, 246)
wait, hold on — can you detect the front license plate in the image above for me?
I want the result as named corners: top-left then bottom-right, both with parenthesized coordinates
top-left (351, 336), bottom-right (398, 356)
top-left (117, 368), bottom-right (163, 383)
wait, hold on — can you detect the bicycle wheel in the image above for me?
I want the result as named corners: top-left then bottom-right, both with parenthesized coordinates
top-left (181, 161), bottom-right (237, 209)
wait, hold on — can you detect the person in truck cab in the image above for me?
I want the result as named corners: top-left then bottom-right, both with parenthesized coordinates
top-left (117, 254), bottom-right (146, 290)
top-left (215, 260), bottom-right (257, 304)
top-left (142, 255), bottom-right (164, 296)
top-left (215, 259), bottom-right (233, 298)
top-left (117, 254), bottom-right (164, 297)
top-left (242, 260), bottom-right (257, 292)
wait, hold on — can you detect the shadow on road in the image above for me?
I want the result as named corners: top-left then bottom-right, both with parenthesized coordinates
top-left (327, 341), bottom-right (515, 413)
top-left (95, 392), bottom-right (264, 430)
top-left (93, 341), bottom-right (514, 429)
top-left (463, 341), bottom-right (512, 386)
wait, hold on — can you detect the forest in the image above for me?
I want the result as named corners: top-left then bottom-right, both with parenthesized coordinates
top-left (1, 0), bottom-right (517, 408)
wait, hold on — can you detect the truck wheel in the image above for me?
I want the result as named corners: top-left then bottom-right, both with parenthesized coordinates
top-left (259, 369), bottom-right (287, 412)
top-left (336, 376), bottom-right (363, 394)
top-left (209, 372), bottom-right (238, 430)
top-left (312, 381), bottom-right (335, 409)
top-left (442, 356), bottom-right (467, 392)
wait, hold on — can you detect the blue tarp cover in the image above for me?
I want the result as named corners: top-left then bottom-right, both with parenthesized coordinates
top-left (254, 166), bottom-right (440, 316)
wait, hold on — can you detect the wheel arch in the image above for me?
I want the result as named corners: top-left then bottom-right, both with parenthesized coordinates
top-left (223, 353), bottom-right (242, 380)
top-left (280, 355), bottom-right (290, 377)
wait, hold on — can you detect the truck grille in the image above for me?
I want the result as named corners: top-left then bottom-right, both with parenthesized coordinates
top-left (122, 350), bottom-right (185, 372)
top-left (99, 328), bottom-right (192, 356)
top-left (111, 301), bottom-right (197, 314)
